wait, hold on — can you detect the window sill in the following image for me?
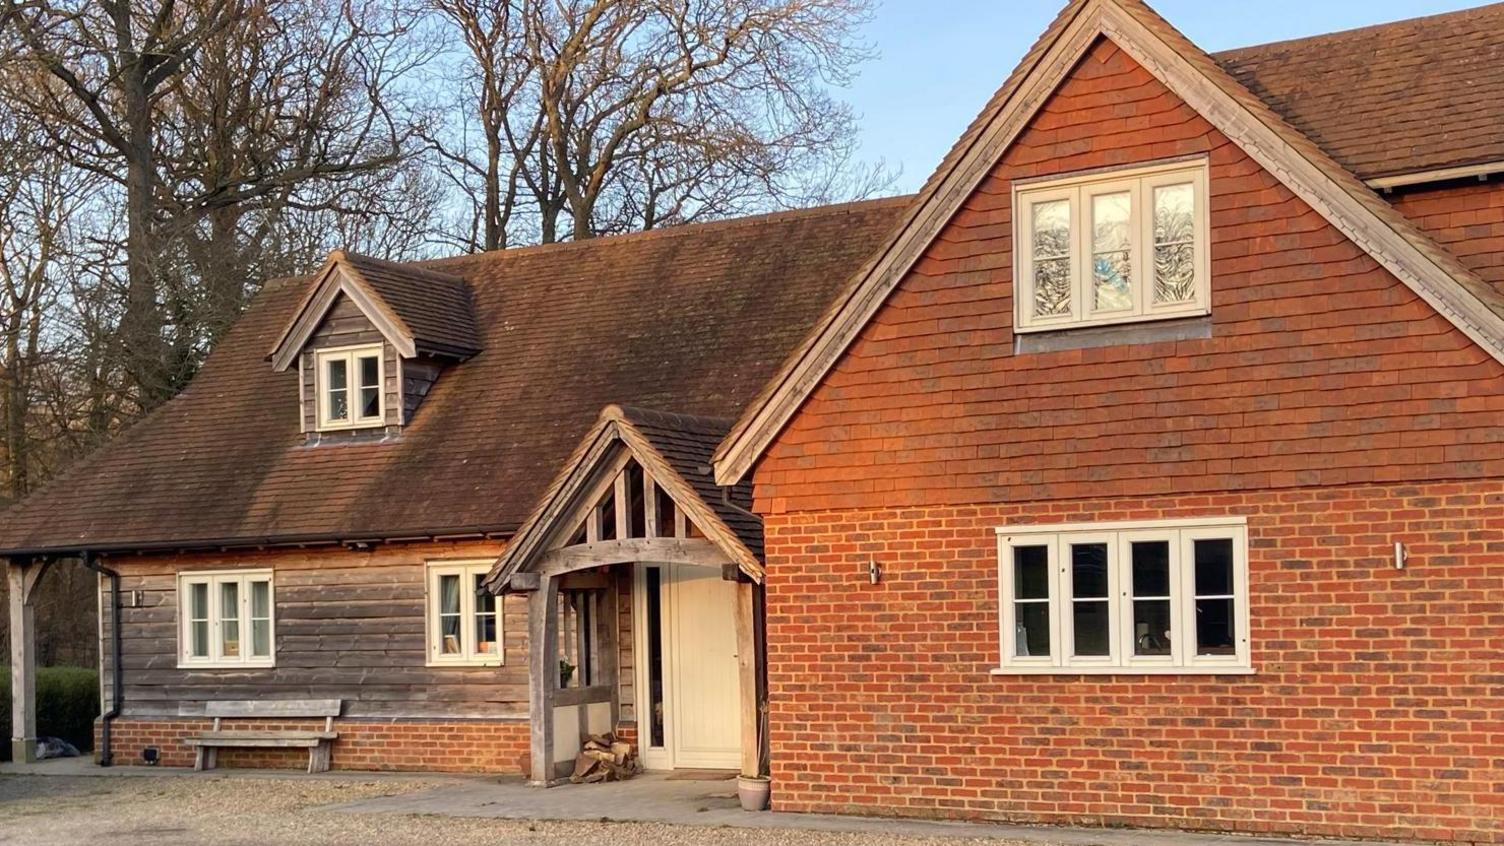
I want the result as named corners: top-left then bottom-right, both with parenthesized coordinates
top-left (426, 659), bottom-right (504, 669)
top-left (178, 661), bottom-right (276, 670)
top-left (991, 665), bottom-right (1255, 677)
top-left (1014, 313), bottom-right (1212, 354)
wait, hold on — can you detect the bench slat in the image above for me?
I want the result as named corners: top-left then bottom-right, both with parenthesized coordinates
top-left (188, 733), bottom-right (336, 749)
top-left (203, 699), bottom-right (341, 719)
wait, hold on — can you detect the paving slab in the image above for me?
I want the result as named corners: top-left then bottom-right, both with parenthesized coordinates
top-left (329, 772), bottom-right (1413, 846)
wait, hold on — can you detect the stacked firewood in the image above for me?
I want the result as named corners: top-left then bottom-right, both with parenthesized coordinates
top-left (569, 732), bottom-right (639, 783)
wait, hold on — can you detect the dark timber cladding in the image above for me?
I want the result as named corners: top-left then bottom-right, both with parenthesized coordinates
top-left (106, 542), bottom-right (527, 720)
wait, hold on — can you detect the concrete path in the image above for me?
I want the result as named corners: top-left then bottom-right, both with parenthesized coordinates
top-left (330, 772), bottom-right (1412, 846)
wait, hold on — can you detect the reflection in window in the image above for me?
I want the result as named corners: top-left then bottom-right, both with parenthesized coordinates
top-left (1013, 545), bottom-right (1051, 657)
top-left (1071, 543), bottom-right (1110, 657)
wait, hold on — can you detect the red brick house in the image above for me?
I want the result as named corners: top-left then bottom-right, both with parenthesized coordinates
top-left (4, 1), bottom-right (1502, 842)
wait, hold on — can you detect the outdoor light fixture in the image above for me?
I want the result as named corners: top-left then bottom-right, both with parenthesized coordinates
top-left (1394, 541), bottom-right (1409, 570)
top-left (142, 746), bottom-right (160, 765)
top-left (868, 560), bottom-right (882, 585)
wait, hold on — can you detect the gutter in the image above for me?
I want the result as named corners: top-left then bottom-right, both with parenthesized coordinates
top-left (0, 524), bottom-right (518, 559)
top-left (78, 552), bottom-right (121, 767)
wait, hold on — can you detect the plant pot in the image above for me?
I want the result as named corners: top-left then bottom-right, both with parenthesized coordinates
top-left (737, 775), bottom-right (771, 812)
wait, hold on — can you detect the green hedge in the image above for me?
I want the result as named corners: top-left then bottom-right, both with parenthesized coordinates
top-left (0, 666), bottom-right (100, 761)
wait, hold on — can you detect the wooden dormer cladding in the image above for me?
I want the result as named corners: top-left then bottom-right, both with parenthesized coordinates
top-left (268, 250), bottom-right (482, 438)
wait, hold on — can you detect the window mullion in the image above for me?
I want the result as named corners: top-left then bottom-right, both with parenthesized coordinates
top-left (1072, 187), bottom-right (1086, 324)
top-left (1050, 536), bottom-right (1064, 668)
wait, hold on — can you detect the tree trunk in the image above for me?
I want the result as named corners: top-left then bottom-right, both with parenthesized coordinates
top-left (119, 58), bottom-right (167, 408)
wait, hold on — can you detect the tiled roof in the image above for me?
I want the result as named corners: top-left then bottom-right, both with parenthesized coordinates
top-left (341, 252), bottom-right (482, 357)
top-left (1216, 3), bottom-right (1504, 181)
top-left (614, 406), bottom-right (762, 561)
top-left (0, 198), bottom-right (906, 554)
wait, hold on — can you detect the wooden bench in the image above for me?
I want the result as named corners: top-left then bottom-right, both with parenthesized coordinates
top-left (186, 699), bottom-right (341, 773)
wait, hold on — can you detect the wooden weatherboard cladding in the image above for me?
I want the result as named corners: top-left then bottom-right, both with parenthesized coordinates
top-left (100, 541), bottom-right (529, 720)
top-left (299, 296), bottom-right (401, 434)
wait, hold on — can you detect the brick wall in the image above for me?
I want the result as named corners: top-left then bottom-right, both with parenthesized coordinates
top-left (99, 717), bottom-right (530, 773)
top-left (753, 34), bottom-right (1504, 845)
top-left (762, 481), bottom-right (1503, 842)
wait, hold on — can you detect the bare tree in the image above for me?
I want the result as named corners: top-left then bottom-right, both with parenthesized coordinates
top-left (1, 0), bottom-right (434, 404)
top-left (430, 0), bottom-right (890, 247)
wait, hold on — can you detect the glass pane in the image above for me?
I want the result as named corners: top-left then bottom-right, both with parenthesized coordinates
top-left (1154, 243), bottom-right (1195, 304)
top-left (1153, 183), bottom-right (1196, 305)
top-left (1092, 192), bottom-right (1131, 253)
top-left (191, 620), bottom-right (209, 658)
top-left (360, 386), bottom-right (380, 419)
top-left (1013, 545), bottom-right (1050, 600)
top-left (1071, 543), bottom-right (1108, 598)
top-left (1034, 258), bottom-right (1072, 317)
top-left (359, 355), bottom-right (379, 389)
top-left (1072, 601), bottom-right (1110, 657)
top-left (251, 620), bottom-right (270, 658)
top-left (189, 582), bottom-right (209, 620)
top-left (327, 358), bottom-right (348, 390)
top-left (1032, 199), bottom-right (1071, 258)
top-left (1133, 599), bottom-right (1172, 656)
top-left (328, 388), bottom-right (348, 421)
top-left (474, 574), bottom-right (498, 655)
top-left (1195, 538), bottom-right (1234, 596)
top-left (220, 581), bottom-right (240, 659)
top-left (1015, 602), bottom-right (1051, 657)
top-left (1154, 184), bottom-right (1195, 244)
top-left (1196, 598), bottom-right (1236, 655)
top-left (1131, 541), bottom-right (1171, 597)
top-left (1093, 252), bottom-right (1132, 311)
top-left (250, 580), bottom-right (270, 618)
top-left (189, 581), bottom-right (209, 658)
top-left (645, 567), bottom-right (666, 749)
top-left (439, 573), bottom-right (461, 655)
top-left (440, 614), bottom-right (461, 655)
top-left (439, 574), bottom-right (460, 615)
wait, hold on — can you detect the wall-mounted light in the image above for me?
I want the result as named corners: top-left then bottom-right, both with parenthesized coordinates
top-left (868, 560), bottom-right (882, 585)
top-left (1394, 541), bottom-right (1409, 570)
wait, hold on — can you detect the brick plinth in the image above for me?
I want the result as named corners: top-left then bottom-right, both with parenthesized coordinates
top-left (97, 717), bottom-right (530, 773)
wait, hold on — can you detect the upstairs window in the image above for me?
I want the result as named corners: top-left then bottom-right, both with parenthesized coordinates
top-left (995, 518), bottom-right (1250, 674)
top-left (316, 345), bottom-right (384, 429)
top-left (178, 570), bottom-right (275, 668)
top-left (1014, 159), bottom-right (1209, 332)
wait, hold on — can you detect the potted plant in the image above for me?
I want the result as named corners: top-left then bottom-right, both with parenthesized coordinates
top-left (737, 706), bottom-right (772, 811)
top-left (737, 773), bottom-right (771, 811)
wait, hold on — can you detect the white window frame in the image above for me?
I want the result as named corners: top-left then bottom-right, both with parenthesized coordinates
top-left (994, 517), bottom-right (1251, 675)
top-left (177, 569), bottom-right (275, 669)
top-left (1014, 158), bottom-right (1211, 333)
top-left (315, 343), bottom-right (385, 430)
top-left (425, 560), bottom-right (504, 667)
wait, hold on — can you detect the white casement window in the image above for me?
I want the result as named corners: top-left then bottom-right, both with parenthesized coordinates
top-left (426, 561), bottom-right (503, 666)
top-left (178, 570), bottom-right (275, 668)
top-left (994, 518), bottom-right (1250, 674)
top-left (1014, 159), bottom-right (1210, 332)
top-left (315, 344), bottom-right (384, 430)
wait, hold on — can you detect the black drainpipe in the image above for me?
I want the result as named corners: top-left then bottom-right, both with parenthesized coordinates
top-left (79, 552), bottom-right (121, 766)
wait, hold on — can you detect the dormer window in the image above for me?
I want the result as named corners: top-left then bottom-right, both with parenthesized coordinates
top-left (1014, 159), bottom-right (1209, 332)
top-left (317, 345), bottom-right (384, 429)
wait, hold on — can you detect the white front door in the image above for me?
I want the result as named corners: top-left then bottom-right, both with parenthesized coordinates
top-left (636, 563), bottom-right (741, 770)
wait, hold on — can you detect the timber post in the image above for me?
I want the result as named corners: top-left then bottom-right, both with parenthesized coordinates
top-left (8, 557), bottom-right (51, 764)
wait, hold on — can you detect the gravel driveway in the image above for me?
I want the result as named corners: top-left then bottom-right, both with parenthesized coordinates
top-left (0, 773), bottom-right (1031, 846)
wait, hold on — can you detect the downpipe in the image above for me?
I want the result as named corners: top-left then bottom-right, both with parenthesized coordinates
top-left (79, 552), bottom-right (121, 766)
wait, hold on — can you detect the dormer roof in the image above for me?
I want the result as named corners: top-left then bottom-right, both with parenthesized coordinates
top-left (268, 250), bottom-right (481, 371)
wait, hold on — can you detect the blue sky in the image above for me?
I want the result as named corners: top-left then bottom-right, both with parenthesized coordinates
top-left (847, 1), bottom-right (1482, 192)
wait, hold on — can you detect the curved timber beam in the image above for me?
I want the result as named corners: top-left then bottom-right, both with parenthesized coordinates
top-left (533, 537), bottom-right (728, 581)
